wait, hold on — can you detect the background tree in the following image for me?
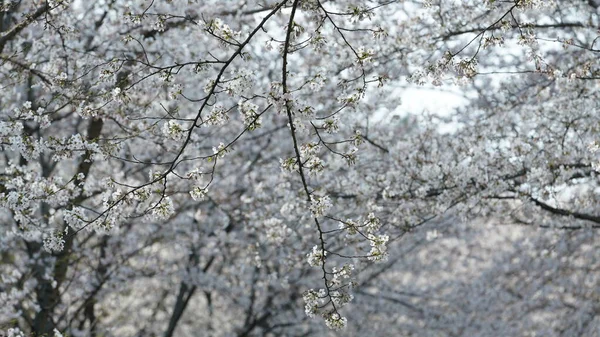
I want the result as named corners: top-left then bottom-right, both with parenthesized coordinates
top-left (1, 0), bottom-right (599, 336)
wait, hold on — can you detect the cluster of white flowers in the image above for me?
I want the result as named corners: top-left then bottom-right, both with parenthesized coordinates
top-left (517, 32), bottom-right (538, 48)
top-left (308, 72), bottom-right (327, 91)
top-left (356, 46), bottom-right (375, 65)
top-left (204, 18), bottom-right (241, 45)
top-left (17, 137), bottom-right (47, 163)
top-left (337, 89), bottom-right (364, 109)
top-left (322, 116), bottom-right (339, 134)
top-left (372, 26), bottom-right (388, 39)
top-left (204, 105), bottom-right (229, 126)
top-left (111, 87), bottom-right (123, 101)
top-left (0, 165), bottom-right (60, 216)
top-left (153, 14), bottom-right (166, 32)
top-left (43, 230), bottom-right (65, 252)
top-left (264, 38), bottom-right (276, 51)
top-left (186, 168), bottom-right (204, 181)
top-left (190, 186), bottom-right (207, 201)
top-left (0, 120), bottom-right (23, 137)
top-left (159, 70), bottom-right (173, 83)
top-left (212, 142), bottom-right (228, 158)
top-left (17, 100), bottom-right (30, 112)
top-left (152, 197), bottom-right (174, 220)
top-left (63, 206), bottom-right (87, 230)
top-left (455, 58), bottom-right (478, 79)
top-left (305, 156), bottom-right (324, 175)
top-left (187, 168), bottom-right (208, 201)
top-left (426, 229), bottom-right (441, 241)
top-left (298, 104), bottom-right (315, 118)
top-left (267, 83), bottom-right (296, 115)
top-left (53, 72), bottom-right (68, 87)
top-left (306, 245), bottom-right (327, 267)
top-left (338, 213), bottom-right (382, 238)
top-left (483, 35), bottom-right (505, 49)
top-left (339, 218), bottom-right (359, 235)
top-left (49, 134), bottom-right (101, 162)
top-left (5, 328), bottom-right (25, 337)
top-left (280, 138), bottom-right (324, 175)
top-left (263, 218), bottom-right (292, 246)
top-left (162, 120), bottom-right (186, 141)
top-left (13, 101), bottom-right (50, 128)
top-left (300, 142), bottom-right (324, 176)
top-left (76, 101), bottom-right (99, 118)
top-left (302, 288), bottom-right (348, 330)
top-left (131, 185), bottom-right (151, 202)
top-left (123, 7), bottom-right (143, 24)
top-left (309, 195), bottom-right (332, 218)
top-left (343, 146), bottom-right (359, 165)
top-left (330, 290), bottom-right (354, 307)
top-left (353, 129), bottom-right (364, 146)
top-left (333, 263), bottom-right (354, 279)
top-left (3, 190), bottom-right (28, 213)
top-left (101, 188), bottom-right (123, 211)
top-left (280, 157), bottom-right (299, 173)
top-left (331, 263), bottom-right (354, 286)
top-left (224, 70), bottom-right (255, 96)
top-left (364, 212), bottom-right (381, 233)
top-left (169, 83), bottom-right (183, 100)
top-left (238, 100), bottom-right (261, 130)
top-left (1, 269), bottom-right (22, 284)
top-left (324, 312), bottom-right (348, 331)
top-left (3, 105), bottom-right (49, 161)
top-left (367, 233), bottom-right (389, 263)
top-left (309, 32), bottom-right (327, 50)
top-left (348, 5), bottom-right (375, 23)
top-left (302, 288), bottom-right (326, 317)
top-left (408, 52), bottom-right (453, 86)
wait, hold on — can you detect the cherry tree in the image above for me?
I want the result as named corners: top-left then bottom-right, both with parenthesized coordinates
top-left (1, 0), bottom-right (599, 336)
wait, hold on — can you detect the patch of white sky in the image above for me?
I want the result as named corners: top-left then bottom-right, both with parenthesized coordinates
top-left (390, 85), bottom-right (469, 132)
